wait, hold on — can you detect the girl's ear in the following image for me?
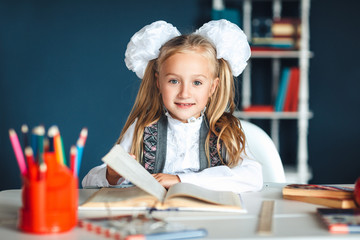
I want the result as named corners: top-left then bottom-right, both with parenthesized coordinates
top-left (210, 77), bottom-right (219, 96)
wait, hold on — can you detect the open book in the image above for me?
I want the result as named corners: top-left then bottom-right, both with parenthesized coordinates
top-left (80, 145), bottom-right (245, 212)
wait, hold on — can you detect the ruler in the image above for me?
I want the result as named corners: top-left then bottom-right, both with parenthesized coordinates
top-left (257, 200), bottom-right (275, 235)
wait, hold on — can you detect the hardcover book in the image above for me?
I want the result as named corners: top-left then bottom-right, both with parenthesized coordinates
top-left (80, 145), bottom-right (245, 212)
top-left (317, 208), bottom-right (360, 234)
top-left (282, 184), bottom-right (354, 199)
top-left (284, 195), bottom-right (356, 209)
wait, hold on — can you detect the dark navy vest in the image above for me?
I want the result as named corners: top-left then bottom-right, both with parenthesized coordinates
top-left (142, 115), bottom-right (224, 174)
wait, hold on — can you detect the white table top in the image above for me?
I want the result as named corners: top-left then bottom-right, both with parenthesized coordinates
top-left (0, 182), bottom-right (359, 239)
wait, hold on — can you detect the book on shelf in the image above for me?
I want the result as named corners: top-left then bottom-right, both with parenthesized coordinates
top-left (284, 195), bottom-right (356, 209)
top-left (243, 105), bottom-right (274, 112)
top-left (272, 18), bottom-right (301, 38)
top-left (282, 184), bottom-right (354, 199)
top-left (317, 208), bottom-right (360, 234)
top-left (283, 67), bottom-right (300, 112)
top-left (251, 37), bottom-right (296, 50)
top-left (274, 67), bottom-right (291, 112)
top-left (80, 145), bottom-right (245, 212)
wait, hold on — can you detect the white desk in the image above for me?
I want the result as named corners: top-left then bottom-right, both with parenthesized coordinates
top-left (0, 183), bottom-right (358, 239)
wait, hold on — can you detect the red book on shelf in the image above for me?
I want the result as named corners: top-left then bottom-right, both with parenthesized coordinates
top-left (283, 68), bottom-right (300, 112)
top-left (243, 105), bottom-right (274, 112)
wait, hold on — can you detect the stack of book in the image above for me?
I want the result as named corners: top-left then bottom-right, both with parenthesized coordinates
top-left (282, 184), bottom-right (356, 209)
top-left (251, 18), bottom-right (301, 51)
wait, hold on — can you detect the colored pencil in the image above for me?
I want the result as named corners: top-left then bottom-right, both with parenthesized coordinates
top-left (31, 128), bottom-right (38, 161)
top-left (9, 129), bottom-right (27, 176)
top-left (75, 138), bottom-right (84, 176)
top-left (49, 126), bottom-right (66, 166)
top-left (73, 127), bottom-right (87, 176)
top-left (24, 147), bottom-right (36, 180)
top-left (47, 127), bottom-right (55, 152)
top-left (79, 127), bottom-right (88, 145)
top-left (38, 162), bottom-right (47, 181)
top-left (70, 145), bottom-right (77, 176)
top-left (21, 124), bottom-right (29, 148)
top-left (33, 126), bottom-right (45, 165)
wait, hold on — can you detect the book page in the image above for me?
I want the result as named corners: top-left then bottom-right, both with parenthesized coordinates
top-left (102, 144), bottom-right (166, 201)
top-left (80, 186), bottom-right (158, 208)
top-left (165, 183), bottom-right (243, 208)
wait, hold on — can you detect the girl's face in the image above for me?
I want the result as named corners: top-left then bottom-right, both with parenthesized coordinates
top-left (157, 51), bottom-right (219, 123)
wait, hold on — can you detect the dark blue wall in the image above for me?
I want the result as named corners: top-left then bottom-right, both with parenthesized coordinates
top-left (0, 0), bottom-right (359, 190)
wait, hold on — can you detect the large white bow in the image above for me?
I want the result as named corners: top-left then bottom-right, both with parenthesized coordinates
top-left (124, 19), bottom-right (251, 79)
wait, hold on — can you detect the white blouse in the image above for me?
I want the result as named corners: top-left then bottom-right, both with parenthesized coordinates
top-left (82, 115), bottom-right (263, 193)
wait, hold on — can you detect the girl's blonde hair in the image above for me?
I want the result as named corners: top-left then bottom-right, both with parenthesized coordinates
top-left (117, 34), bottom-right (245, 167)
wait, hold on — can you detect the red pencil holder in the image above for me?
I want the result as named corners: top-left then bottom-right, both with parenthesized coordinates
top-left (18, 152), bottom-right (78, 234)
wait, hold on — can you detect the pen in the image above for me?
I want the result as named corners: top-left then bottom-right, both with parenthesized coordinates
top-left (9, 129), bottom-right (27, 175)
top-left (125, 229), bottom-right (207, 240)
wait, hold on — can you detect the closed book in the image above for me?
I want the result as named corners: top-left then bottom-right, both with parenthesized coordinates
top-left (282, 184), bottom-right (354, 199)
top-left (317, 208), bottom-right (360, 234)
top-left (272, 18), bottom-right (301, 37)
top-left (274, 68), bottom-right (291, 112)
top-left (283, 67), bottom-right (300, 112)
top-left (284, 195), bottom-right (356, 209)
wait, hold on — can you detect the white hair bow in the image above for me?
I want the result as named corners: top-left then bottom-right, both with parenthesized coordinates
top-left (124, 19), bottom-right (251, 79)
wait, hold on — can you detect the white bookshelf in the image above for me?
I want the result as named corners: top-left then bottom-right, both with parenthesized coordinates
top-left (214, 0), bottom-right (313, 183)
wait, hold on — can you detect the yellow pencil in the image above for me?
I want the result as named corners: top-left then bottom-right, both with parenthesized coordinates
top-left (48, 126), bottom-right (66, 165)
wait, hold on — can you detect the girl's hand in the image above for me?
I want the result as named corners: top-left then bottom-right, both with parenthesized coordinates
top-left (106, 153), bottom-right (136, 185)
top-left (106, 166), bottom-right (122, 185)
top-left (152, 173), bottom-right (180, 189)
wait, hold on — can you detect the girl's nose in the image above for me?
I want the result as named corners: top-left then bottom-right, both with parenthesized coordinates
top-left (178, 84), bottom-right (191, 98)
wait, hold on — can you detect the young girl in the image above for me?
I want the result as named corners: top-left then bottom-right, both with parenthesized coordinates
top-left (82, 20), bottom-right (263, 193)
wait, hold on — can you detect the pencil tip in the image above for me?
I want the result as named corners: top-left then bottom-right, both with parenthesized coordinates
top-left (33, 125), bottom-right (45, 136)
top-left (9, 129), bottom-right (16, 135)
top-left (80, 127), bottom-right (88, 137)
top-left (24, 146), bottom-right (34, 155)
top-left (48, 125), bottom-right (59, 137)
top-left (21, 124), bottom-right (28, 133)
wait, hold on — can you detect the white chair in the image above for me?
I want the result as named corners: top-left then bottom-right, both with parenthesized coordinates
top-left (240, 120), bottom-right (286, 183)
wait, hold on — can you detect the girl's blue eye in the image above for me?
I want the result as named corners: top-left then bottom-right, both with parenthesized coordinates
top-left (194, 80), bottom-right (202, 86)
top-left (169, 79), bottom-right (178, 84)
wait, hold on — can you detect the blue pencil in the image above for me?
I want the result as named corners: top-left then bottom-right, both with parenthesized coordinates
top-left (75, 139), bottom-right (84, 176)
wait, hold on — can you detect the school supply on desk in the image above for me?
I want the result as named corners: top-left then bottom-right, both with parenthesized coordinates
top-left (257, 200), bottom-right (275, 236)
top-left (9, 125), bottom-right (88, 234)
top-left (80, 145), bottom-right (245, 212)
top-left (317, 208), bottom-right (360, 234)
top-left (283, 184), bottom-right (356, 209)
top-left (284, 195), bottom-right (356, 209)
top-left (283, 184), bottom-right (354, 199)
top-left (78, 214), bottom-right (207, 240)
